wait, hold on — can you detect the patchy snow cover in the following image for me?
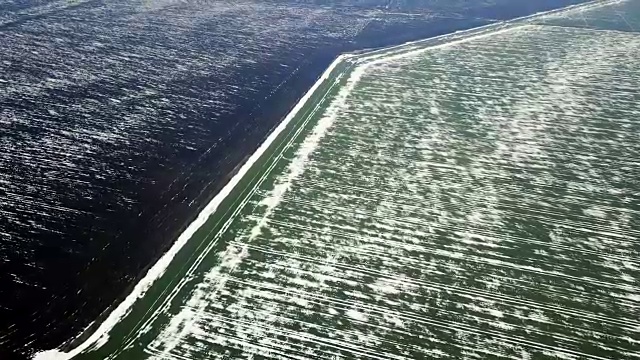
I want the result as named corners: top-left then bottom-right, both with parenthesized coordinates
top-left (142, 13), bottom-right (638, 360)
top-left (35, 0), bottom-right (640, 358)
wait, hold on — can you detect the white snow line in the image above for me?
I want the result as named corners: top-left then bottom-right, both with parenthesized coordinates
top-left (249, 63), bottom-right (368, 242)
top-left (32, 54), bottom-right (349, 360)
top-left (145, 65), bottom-right (369, 358)
top-left (116, 56), bottom-right (353, 353)
top-left (536, 0), bottom-right (626, 20)
top-left (351, 0), bottom-right (620, 64)
top-left (362, 25), bottom-right (530, 68)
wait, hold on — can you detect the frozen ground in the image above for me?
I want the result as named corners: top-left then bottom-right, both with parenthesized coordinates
top-left (5, 0), bottom-right (594, 357)
top-left (40, 0), bottom-right (640, 359)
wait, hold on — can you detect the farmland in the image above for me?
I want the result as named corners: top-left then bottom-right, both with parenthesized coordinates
top-left (39, 0), bottom-right (640, 359)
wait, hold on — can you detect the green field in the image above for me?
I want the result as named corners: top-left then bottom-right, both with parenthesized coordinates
top-left (38, 1), bottom-right (640, 359)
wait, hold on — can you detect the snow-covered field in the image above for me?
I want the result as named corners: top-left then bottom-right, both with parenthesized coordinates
top-left (37, 1), bottom-right (640, 359)
top-left (2, 0), bottom-right (526, 356)
top-left (35, 0), bottom-right (640, 359)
